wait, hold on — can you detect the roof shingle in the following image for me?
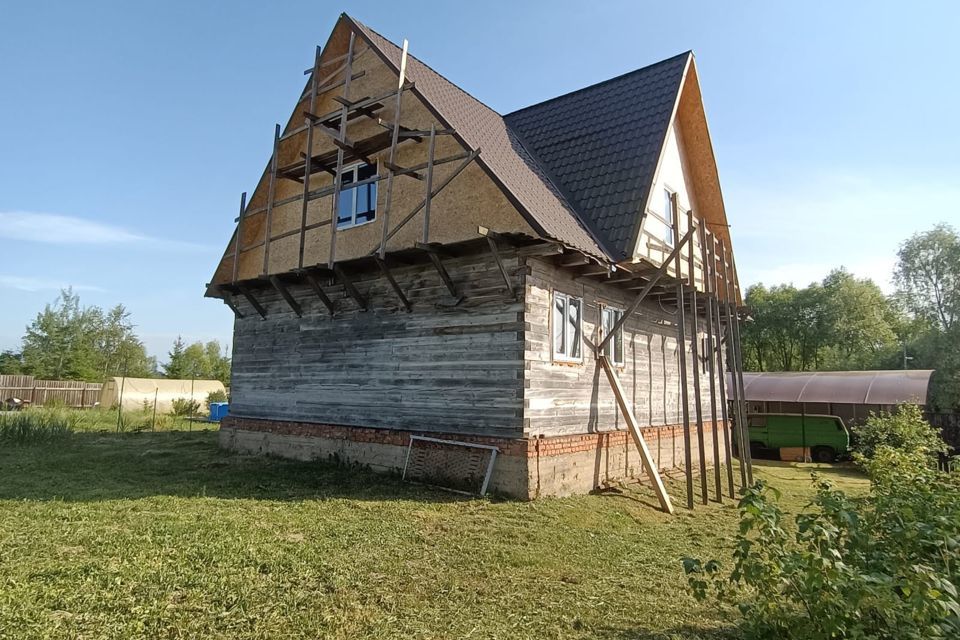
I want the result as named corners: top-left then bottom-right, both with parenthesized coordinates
top-left (504, 53), bottom-right (690, 259)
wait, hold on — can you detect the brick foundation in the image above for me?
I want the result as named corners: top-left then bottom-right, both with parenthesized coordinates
top-left (219, 416), bottom-right (727, 499)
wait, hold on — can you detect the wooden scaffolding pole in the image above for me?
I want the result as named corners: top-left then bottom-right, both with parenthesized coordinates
top-left (720, 240), bottom-right (752, 486)
top-left (327, 32), bottom-right (356, 268)
top-left (727, 252), bottom-right (754, 485)
top-left (686, 210), bottom-right (709, 505)
top-left (231, 192), bottom-right (247, 284)
top-left (707, 233), bottom-right (736, 498)
top-left (599, 355), bottom-right (674, 514)
top-left (421, 123), bottom-right (436, 243)
top-left (261, 123), bottom-right (281, 276)
top-left (298, 46), bottom-right (322, 270)
top-left (378, 38), bottom-right (409, 259)
top-left (671, 197), bottom-right (694, 509)
top-left (699, 225), bottom-right (724, 502)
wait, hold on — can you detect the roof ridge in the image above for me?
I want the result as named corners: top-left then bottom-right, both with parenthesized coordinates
top-left (505, 50), bottom-right (692, 117)
top-left (348, 16), bottom-right (505, 118)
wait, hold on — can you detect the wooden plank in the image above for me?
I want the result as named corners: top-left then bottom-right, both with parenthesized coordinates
top-left (378, 38), bottom-right (409, 258)
top-left (237, 285), bottom-right (267, 319)
top-left (700, 225), bottom-right (727, 501)
top-left (672, 194), bottom-right (694, 509)
top-left (231, 192), bottom-right (247, 283)
top-left (482, 233), bottom-right (515, 299)
top-left (269, 276), bottom-right (303, 317)
top-left (223, 295), bottom-right (244, 319)
top-left (333, 265), bottom-right (367, 310)
top-left (421, 124), bottom-right (436, 240)
top-left (687, 210), bottom-right (708, 506)
top-left (599, 355), bottom-right (674, 514)
top-left (327, 31), bottom-right (356, 269)
top-left (375, 258), bottom-right (412, 312)
top-left (262, 124), bottom-right (281, 276)
top-left (417, 242), bottom-right (460, 300)
top-left (305, 272), bottom-right (335, 316)
top-left (298, 45), bottom-right (322, 270)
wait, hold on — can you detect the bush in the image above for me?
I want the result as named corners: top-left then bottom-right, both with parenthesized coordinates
top-left (683, 456), bottom-right (960, 638)
top-left (852, 403), bottom-right (946, 464)
top-left (170, 397), bottom-right (200, 417)
top-left (0, 409), bottom-right (76, 444)
top-left (206, 389), bottom-right (228, 408)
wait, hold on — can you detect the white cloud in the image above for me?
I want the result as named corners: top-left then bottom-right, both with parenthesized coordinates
top-left (0, 211), bottom-right (212, 251)
top-left (0, 275), bottom-right (105, 293)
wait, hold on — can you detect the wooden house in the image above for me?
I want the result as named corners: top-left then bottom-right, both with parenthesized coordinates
top-left (208, 13), bottom-right (753, 508)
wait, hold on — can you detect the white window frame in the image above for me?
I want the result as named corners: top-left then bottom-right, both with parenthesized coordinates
top-left (336, 161), bottom-right (378, 230)
top-left (601, 305), bottom-right (625, 366)
top-left (662, 188), bottom-right (677, 247)
top-left (552, 291), bottom-right (583, 363)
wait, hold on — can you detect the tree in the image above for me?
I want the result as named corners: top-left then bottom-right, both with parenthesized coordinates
top-left (162, 337), bottom-right (230, 385)
top-left (0, 350), bottom-right (23, 375)
top-left (894, 224), bottom-right (960, 410)
top-left (740, 271), bottom-right (900, 372)
top-left (895, 223), bottom-right (960, 332)
top-left (17, 289), bottom-right (155, 381)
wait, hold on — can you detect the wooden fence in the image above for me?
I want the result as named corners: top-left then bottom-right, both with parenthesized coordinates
top-left (0, 375), bottom-right (102, 408)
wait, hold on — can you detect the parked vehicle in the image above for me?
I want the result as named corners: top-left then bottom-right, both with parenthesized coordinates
top-left (744, 413), bottom-right (850, 462)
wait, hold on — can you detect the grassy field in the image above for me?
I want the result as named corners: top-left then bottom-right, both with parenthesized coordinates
top-left (0, 430), bottom-right (868, 639)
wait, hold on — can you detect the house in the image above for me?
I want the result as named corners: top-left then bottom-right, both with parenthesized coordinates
top-left (206, 13), bottom-right (752, 506)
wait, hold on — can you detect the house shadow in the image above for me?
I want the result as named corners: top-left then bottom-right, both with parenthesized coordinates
top-left (591, 623), bottom-right (736, 639)
top-left (0, 430), bottom-right (473, 504)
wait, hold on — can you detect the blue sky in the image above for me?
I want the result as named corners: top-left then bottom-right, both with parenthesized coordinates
top-left (1, 1), bottom-right (957, 362)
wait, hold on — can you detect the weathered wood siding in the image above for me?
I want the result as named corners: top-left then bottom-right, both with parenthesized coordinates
top-left (523, 256), bottom-right (721, 438)
top-left (229, 250), bottom-right (525, 437)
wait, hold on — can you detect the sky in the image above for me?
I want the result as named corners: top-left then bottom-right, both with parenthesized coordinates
top-left (1, 1), bottom-right (958, 363)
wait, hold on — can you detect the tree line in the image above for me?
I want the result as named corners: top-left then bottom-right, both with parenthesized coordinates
top-left (0, 289), bottom-right (231, 386)
top-left (741, 223), bottom-right (959, 410)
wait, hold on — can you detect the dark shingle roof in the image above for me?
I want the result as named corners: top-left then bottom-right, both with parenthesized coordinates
top-left (504, 53), bottom-right (690, 259)
top-left (349, 16), bottom-right (609, 260)
top-left (347, 14), bottom-right (690, 262)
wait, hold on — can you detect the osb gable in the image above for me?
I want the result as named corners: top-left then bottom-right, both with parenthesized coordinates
top-left (209, 17), bottom-right (534, 288)
top-left (631, 57), bottom-right (741, 302)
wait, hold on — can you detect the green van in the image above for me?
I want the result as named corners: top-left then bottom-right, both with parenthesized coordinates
top-left (745, 413), bottom-right (850, 462)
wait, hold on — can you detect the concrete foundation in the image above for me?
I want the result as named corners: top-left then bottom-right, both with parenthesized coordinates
top-left (220, 416), bottom-right (727, 499)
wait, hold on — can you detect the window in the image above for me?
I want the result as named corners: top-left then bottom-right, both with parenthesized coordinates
top-left (601, 306), bottom-right (625, 365)
top-left (552, 292), bottom-right (582, 361)
top-left (336, 162), bottom-right (378, 229)
top-left (663, 189), bottom-right (676, 246)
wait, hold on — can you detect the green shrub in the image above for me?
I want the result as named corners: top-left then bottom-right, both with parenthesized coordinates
top-left (852, 403), bottom-right (946, 464)
top-left (170, 397), bottom-right (200, 417)
top-left (0, 409), bottom-right (76, 444)
top-left (206, 389), bottom-right (228, 407)
top-left (683, 454), bottom-right (960, 639)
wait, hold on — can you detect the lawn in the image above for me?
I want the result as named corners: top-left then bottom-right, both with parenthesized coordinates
top-left (0, 430), bottom-right (868, 639)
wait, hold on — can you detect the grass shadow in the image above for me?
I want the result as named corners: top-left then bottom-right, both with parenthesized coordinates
top-left (592, 623), bottom-right (736, 639)
top-left (0, 430), bottom-right (471, 504)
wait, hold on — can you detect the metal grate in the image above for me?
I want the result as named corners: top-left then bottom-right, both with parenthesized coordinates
top-left (402, 436), bottom-right (498, 496)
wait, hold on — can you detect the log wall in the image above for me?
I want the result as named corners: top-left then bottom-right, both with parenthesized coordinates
top-left (228, 249), bottom-right (526, 438)
top-left (523, 256), bottom-right (721, 438)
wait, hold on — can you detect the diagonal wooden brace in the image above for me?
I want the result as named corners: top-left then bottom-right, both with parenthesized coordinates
top-left (237, 285), bottom-right (267, 319)
top-left (599, 355), bottom-right (674, 514)
top-left (375, 257), bottom-right (412, 312)
top-left (269, 276), bottom-right (303, 317)
top-left (304, 272), bottom-right (335, 316)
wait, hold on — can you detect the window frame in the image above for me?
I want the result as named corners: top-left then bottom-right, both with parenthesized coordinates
top-left (336, 161), bottom-right (378, 230)
top-left (552, 291), bottom-right (583, 363)
top-left (662, 188), bottom-right (677, 247)
top-left (600, 304), bottom-right (625, 366)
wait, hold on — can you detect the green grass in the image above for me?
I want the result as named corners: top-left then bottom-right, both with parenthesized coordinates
top-left (0, 432), bottom-right (868, 639)
top-left (0, 406), bottom-right (215, 437)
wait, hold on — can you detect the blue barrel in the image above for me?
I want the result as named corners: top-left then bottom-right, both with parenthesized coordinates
top-left (209, 402), bottom-right (229, 422)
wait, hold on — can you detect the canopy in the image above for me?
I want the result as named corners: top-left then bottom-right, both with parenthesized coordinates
top-left (733, 370), bottom-right (934, 406)
top-left (99, 377), bottom-right (226, 413)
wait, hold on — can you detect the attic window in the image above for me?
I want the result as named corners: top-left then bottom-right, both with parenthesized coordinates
top-left (663, 189), bottom-right (677, 247)
top-left (336, 162), bottom-right (378, 230)
top-left (553, 292), bottom-right (582, 362)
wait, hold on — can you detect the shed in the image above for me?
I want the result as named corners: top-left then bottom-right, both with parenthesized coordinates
top-left (99, 377), bottom-right (227, 413)
top-left (734, 370), bottom-right (935, 425)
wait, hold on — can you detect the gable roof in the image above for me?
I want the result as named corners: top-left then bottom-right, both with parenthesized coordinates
top-left (504, 53), bottom-right (691, 259)
top-left (346, 15), bottom-right (609, 261)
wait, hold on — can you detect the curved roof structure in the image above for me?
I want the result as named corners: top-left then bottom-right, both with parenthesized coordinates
top-left (736, 370), bottom-right (934, 406)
